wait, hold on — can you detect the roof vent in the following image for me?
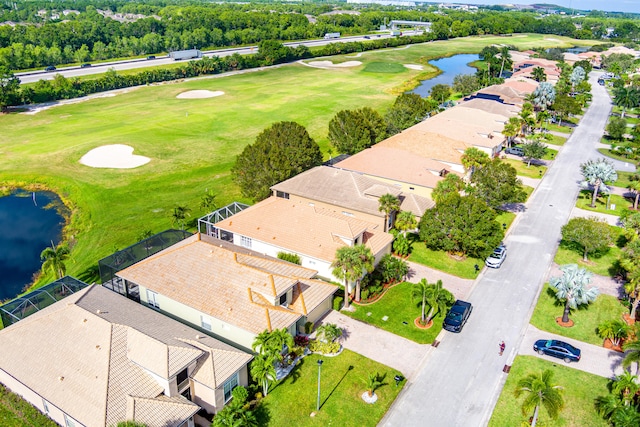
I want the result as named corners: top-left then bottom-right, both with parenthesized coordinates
top-left (96, 345), bottom-right (101, 350)
top-left (58, 376), bottom-right (64, 382)
top-left (96, 309), bottom-right (101, 314)
top-left (83, 318), bottom-right (87, 323)
top-left (195, 335), bottom-right (201, 339)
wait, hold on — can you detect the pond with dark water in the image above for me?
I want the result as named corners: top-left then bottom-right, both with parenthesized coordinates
top-left (0, 190), bottom-right (65, 301)
top-left (411, 53), bottom-right (479, 98)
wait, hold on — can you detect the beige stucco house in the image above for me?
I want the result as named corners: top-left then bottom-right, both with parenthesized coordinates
top-left (117, 233), bottom-right (337, 351)
top-left (211, 197), bottom-right (393, 285)
top-left (0, 284), bottom-right (252, 427)
top-left (270, 165), bottom-right (434, 229)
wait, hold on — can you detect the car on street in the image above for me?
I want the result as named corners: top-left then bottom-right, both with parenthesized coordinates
top-left (80, 63), bottom-right (92, 68)
top-left (146, 55), bottom-right (156, 60)
top-left (364, 35), bottom-right (371, 39)
top-left (44, 65), bottom-right (56, 72)
top-left (485, 244), bottom-right (507, 268)
top-left (443, 300), bottom-right (473, 333)
top-left (533, 339), bottom-right (581, 363)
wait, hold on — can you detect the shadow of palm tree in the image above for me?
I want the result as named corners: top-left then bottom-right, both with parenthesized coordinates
top-left (320, 365), bottom-right (354, 409)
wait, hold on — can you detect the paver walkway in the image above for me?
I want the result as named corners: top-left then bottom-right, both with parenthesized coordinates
top-left (519, 324), bottom-right (625, 379)
top-left (405, 260), bottom-right (474, 299)
top-left (318, 310), bottom-right (429, 379)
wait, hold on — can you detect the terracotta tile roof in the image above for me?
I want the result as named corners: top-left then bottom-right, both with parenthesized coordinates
top-left (468, 84), bottom-right (528, 105)
top-left (458, 98), bottom-right (520, 117)
top-left (416, 107), bottom-right (507, 148)
top-left (501, 79), bottom-right (539, 94)
top-left (126, 395), bottom-right (199, 427)
top-left (117, 234), bottom-right (336, 334)
top-left (271, 166), bottom-right (432, 218)
top-left (335, 146), bottom-right (455, 188)
top-left (214, 197), bottom-right (393, 262)
top-left (0, 285), bottom-right (250, 427)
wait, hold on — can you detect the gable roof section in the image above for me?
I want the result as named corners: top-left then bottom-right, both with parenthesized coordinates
top-left (458, 98), bottom-right (520, 117)
top-left (468, 84), bottom-right (527, 105)
top-left (271, 166), bottom-right (431, 218)
top-left (214, 197), bottom-right (393, 262)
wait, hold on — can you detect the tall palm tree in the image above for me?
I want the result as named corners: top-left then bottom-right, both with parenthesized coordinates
top-left (424, 280), bottom-right (455, 324)
top-left (627, 174), bottom-right (640, 210)
top-left (332, 246), bottom-right (361, 309)
top-left (171, 205), bottom-right (191, 230)
top-left (252, 330), bottom-right (273, 355)
top-left (623, 338), bottom-right (640, 375)
top-left (498, 46), bottom-right (511, 78)
top-left (580, 158), bottom-right (618, 208)
top-left (614, 87), bottom-right (639, 119)
top-left (411, 279), bottom-right (430, 324)
top-left (531, 66), bottom-right (547, 82)
top-left (532, 82), bottom-right (556, 111)
top-left (378, 193), bottom-right (400, 231)
top-left (570, 66), bottom-right (586, 89)
top-left (250, 353), bottom-right (277, 396)
top-left (611, 371), bottom-right (640, 406)
top-left (549, 264), bottom-right (599, 324)
top-left (514, 369), bottom-right (564, 427)
top-left (40, 242), bottom-right (70, 279)
top-left (352, 244), bottom-right (375, 302)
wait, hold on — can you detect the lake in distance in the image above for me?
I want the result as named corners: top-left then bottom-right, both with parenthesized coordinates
top-left (412, 53), bottom-right (479, 97)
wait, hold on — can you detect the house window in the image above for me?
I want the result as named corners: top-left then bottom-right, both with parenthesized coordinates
top-left (42, 399), bottom-right (50, 415)
top-left (201, 315), bottom-right (212, 331)
top-left (223, 373), bottom-right (239, 402)
top-left (279, 293), bottom-right (288, 306)
top-left (64, 415), bottom-right (76, 427)
top-left (276, 191), bottom-right (289, 199)
top-left (240, 236), bottom-right (252, 248)
top-left (146, 290), bottom-right (159, 309)
top-left (177, 367), bottom-right (189, 391)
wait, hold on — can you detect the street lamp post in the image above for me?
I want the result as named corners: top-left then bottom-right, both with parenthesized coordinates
top-left (316, 360), bottom-right (323, 411)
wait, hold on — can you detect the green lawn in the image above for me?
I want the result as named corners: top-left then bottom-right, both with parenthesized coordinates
top-left (613, 171), bottom-right (637, 188)
top-left (260, 350), bottom-right (404, 427)
top-left (554, 224), bottom-right (624, 278)
top-left (408, 242), bottom-right (482, 279)
top-left (489, 356), bottom-right (609, 427)
top-left (503, 158), bottom-right (547, 179)
top-left (0, 33), bottom-right (592, 289)
top-left (546, 134), bottom-right (568, 146)
top-left (596, 147), bottom-right (636, 164)
top-left (576, 190), bottom-right (630, 217)
top-left (530, 284), bottom-right (627, 346)
top-left (543, 123), bottom-right (573, 134)
top-left (542, 149), bottom-right (557, 160)
top-left (362, 62), bottom-right (407, 73)
top-left (0, 384), bottom-right (58, 427)
top-left (346, 282), bottom-right (444, 344)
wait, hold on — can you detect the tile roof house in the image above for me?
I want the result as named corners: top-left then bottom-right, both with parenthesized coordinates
top-left (0, 285), bottom-right (252, 427)
top-left (465, 83), bottom-right (528, 106)
top-left (212, 197), bottom-right (393, 286)
top-left (271, 165), bottom-right (434, 228)
top-left (117, 233), bottom-right (337, 350)
top-left (457, 98), bottom-right (520, 117)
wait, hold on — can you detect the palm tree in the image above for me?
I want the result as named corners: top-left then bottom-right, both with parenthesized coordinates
top-left (171, 205), bottom-right (191, 230)
top-left (268, 327), bottom-right (294, 358)
top-left (580, 158), bottom-right (618, 208)
top-left (461, 147), bottom-right (490, 174)
top-left (531, 66), bottom-right (547, 82)
top-left (498, 46), bottom-right (511, 78)
top-left (611, 405), bottom-right (640, 426)
top-left (411, 279), bottom-right (430, 324)
top-left (40, 242), bottom-right (70, 279)
top-left (332, 246), bottom-right (361, 309)
top-left (623, 338), bottom-right (640, 374)
top-left (532, 82), bottom-right (556, 111)
top-left (614, 87), bottom-right (639, 119)
top-left (352, 245), bottom-right (375, 302)
top-left (514, 369), bottom-right (564, 427)
top-left (363, 372), bottom-right (383, 397)
top-left (502, 117), bottom-right (520, 147)
top-left (250, 353), bottom-right (277, 396)
top-left (570, 66), bottom-right (586, 89)
top-left (394, 211), bottom-right (417, 236)
top-left (378, 193), bottom-right (400, 231)
top-left (424, 280), bottom-right (455, 324)
top-left (611, 371), bottom-right (640, 406)
top-left (628, 174), bottom-right (640, 210)
top-left (200, 189), bottom-right (217, 212)
top-left (252, 330), bottom-right (273, 355)
top-left (598, 319), bottom-right (631, 347)
top-left (595, 394), bottom-right (625, 421)
top-left (548, 264), bottom-right (599, 324)
top-left (624, 279), bottom-right (640, 321)
top-left (316, 323), bottom-right (342, 343)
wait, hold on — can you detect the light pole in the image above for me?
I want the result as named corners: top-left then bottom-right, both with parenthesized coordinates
top-left (316, 359), bottom-right (323, 411)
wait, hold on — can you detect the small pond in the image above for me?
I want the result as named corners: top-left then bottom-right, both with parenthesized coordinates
top-left (411, 53), bottom-right (479, 98)
top-left (0, 190), bottom-right (66, 301)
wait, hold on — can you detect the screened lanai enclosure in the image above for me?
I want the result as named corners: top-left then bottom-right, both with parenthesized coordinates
top-left (98, 229), bottom-right (191, 299)
top-left (0, 276), bottom-right (89, 327)
top-left (198, 202), bottom-right (250, 239)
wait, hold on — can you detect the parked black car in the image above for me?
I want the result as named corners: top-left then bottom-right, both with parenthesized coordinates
top-left (44, 65), bottom-right (56, 72)
top-left (80, 63), bottom-right (92, 68)
top-left (533, 339), bottom-right (581, 363)
top-left (443, 300), bottom-right (473, 333)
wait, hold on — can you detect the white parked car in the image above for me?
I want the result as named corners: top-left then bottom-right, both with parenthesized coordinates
top-left (485, 244), bottom-right (507, 268)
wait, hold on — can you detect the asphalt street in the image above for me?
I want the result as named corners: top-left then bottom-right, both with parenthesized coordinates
top-left (380, 72), bottom-right (620, 427)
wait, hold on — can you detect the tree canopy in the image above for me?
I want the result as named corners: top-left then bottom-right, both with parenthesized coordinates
top-left (384, 93), bottom-right (436, 135)
top-left (232, 121), bottom-right (322, 201)
top-left (469, 159), bottom-right (527, 209)
top-left (328, 107), bottom-right (386, 155)
top-left (561, 217), bottom-right (615, 261)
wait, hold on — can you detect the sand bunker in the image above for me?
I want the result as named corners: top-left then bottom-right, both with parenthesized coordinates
top-left (80, 144), bottom-right (150, 169)
top-left (307, 60), bottom-right (362, 69)
top-left (176, 90), bottom-right (224, 99)
top-left (404, 64), bottom-right (424, 70)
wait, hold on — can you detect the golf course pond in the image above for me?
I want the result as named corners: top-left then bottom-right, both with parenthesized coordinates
top-left (412, 53), bottom-right (479, 97)
top-left (0, 190), bottom-right (66, 301)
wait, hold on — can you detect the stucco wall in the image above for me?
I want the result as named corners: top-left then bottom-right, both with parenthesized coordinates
top-left (306, 296), bottom-right (333, 325)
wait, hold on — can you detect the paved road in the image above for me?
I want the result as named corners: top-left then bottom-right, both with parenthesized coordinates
top-left (381, 72), bottom-right (615, 427)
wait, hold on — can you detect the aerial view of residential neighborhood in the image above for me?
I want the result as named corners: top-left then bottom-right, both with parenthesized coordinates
top-left (2, 0), bottom-right (640, 426)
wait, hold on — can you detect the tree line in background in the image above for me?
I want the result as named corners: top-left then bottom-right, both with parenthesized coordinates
top-left (1, 0), bottom-right (640, 71)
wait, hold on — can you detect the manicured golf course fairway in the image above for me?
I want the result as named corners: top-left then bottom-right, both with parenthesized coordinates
top-left (0, 34), bottom-right (593, 288)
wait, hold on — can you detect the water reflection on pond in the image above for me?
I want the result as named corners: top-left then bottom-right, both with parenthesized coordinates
top-left (411, 54), bottom-right (479, 98)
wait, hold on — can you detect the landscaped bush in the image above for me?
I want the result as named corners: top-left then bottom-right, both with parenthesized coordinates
top-left (294, 335), bottom-right (309, 347)
top-left (277, 251), bottom-right (302, 265)
top-left (309, 340), bottom-right (340, 354)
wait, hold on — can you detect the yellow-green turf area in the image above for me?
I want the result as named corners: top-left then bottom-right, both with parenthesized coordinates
top-left (0, 34), bottom-right (595, 288)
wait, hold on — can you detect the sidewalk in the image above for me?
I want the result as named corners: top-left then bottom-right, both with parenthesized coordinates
top-left (569, 206), bottom-right (621, 226)
top-left (519, 324), bottom-right (624, 379)
top-left (318, 310), bottom-right (429, 379)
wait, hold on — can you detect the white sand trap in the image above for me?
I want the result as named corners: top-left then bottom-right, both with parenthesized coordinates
top-left (545, 38), bottom-right (560, 42)
top-left (176, 90), bottom-right (224, 99)
top-left (404, 64), bottom-right (424, 70)
top-left (80, 144), bottom-right (150, 169)
top-left (307, 60), bottom-right (362, 69)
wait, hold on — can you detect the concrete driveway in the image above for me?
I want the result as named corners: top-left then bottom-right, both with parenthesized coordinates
top-left (519, 324), bottom-right (625, 379)
top-left (319, 310), bottom-right (430, 379)
top-left (381, 72), bottom-right (619, 427)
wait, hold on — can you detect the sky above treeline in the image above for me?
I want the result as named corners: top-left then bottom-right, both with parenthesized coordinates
top-left (456, 1), bottom-right (638, 14)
